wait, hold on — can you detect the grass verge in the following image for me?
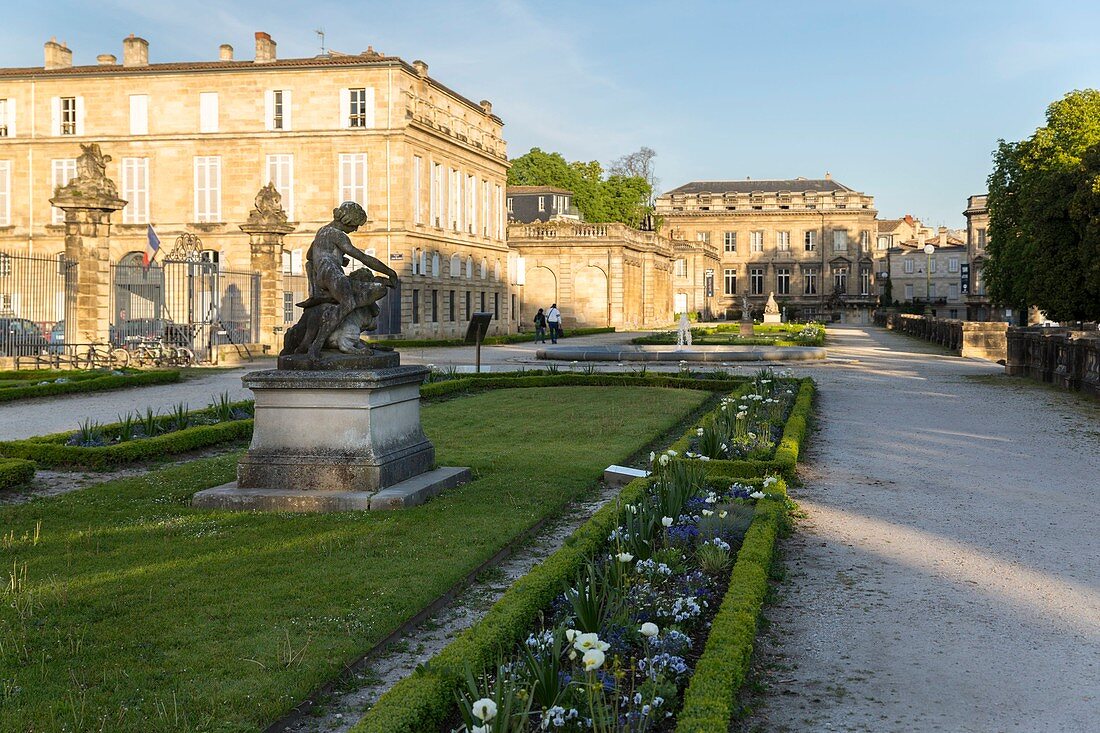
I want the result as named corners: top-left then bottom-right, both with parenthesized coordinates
top-left (0, 385), bottom-right (707, 732)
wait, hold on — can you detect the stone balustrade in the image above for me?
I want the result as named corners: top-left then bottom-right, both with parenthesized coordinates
top-left (1005, 327), bottom-right (1100, 397)
top-left (874, 312), bottom-right (1008, 361)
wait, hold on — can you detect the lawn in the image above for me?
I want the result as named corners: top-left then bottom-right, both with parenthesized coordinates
top-left (0, 385), bottom-right (708, 732)
top-left (632, 322), bottom-right (825, 347)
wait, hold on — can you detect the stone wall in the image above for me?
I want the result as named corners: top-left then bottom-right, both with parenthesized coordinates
top-left (875, 312), bottom-right (1008, 361)
top-left (1005, 327), bottom-right (1100, 397)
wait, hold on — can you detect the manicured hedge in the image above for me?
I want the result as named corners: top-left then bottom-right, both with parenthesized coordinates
top-left (0, 458), bottom-right (35, 491)
top-left (0, 369), bottom-right (180, 403)
top-left (367, 326), bottom-right (616, 349)
top-left (668, 378), bottom-right (816, 478)
top-left (421, 372), bottom-right (747, 400)
top-left (354, 477), bottom-right (653, 733)
top-left (675, 480), bottom-right (788, 732)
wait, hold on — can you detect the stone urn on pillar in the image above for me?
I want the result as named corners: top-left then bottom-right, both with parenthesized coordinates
top-left (239, 183), bottom-right (295, 352)
top-left (193, 201), bottom-right (470, 512)
top-left (739, 293), bottom-right (755, 337)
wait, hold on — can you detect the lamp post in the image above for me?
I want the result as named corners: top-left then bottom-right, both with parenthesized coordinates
top-left (923, 243), bottom-right (935, 316)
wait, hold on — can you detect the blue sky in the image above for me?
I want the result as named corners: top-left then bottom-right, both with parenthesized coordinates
top-left (3, 0), bottom-right (1099, 227)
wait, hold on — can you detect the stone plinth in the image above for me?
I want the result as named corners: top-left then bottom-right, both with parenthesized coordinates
top-left (739, 320), bottom-right (755, 336)
top-left (241, 220), bottom-right (295, 352)
top-left (763, 312), bottom-right (782, 324)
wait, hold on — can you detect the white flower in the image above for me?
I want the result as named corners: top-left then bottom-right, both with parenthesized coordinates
top-left (649, 451), bottom-right (656, 462)
top-left (701, 509), bottom-right (714, 517)
top-left (658, 454), bottom-right (670, 466)
top-left (719, 510), bottom-right (728, 518)
top-left (583, 648), bottom-right (605, 671)
top-left (569, 649), bottom-right (577, 660)
top-left (627, 504), bottom-right (638, 514)
top-left (666, 449), bottom-right (678, 457)
top-left (750, 491), bottom-right (766, 500)
top-left (471, 725), bottom-right (490, 733)
top-left (736, 411), bottom-right (747, 419)
top-left (574, 632), bottom-right (609, 652)
top-left (661, 516), bottom-right (674, 527)
top-left (640, 622), bottom-right (659, 638)
top-left (763, 475), bottom-right (778, 488)
top-left (617, 552), bottom-right (634, 563)
top-left (471, 698), bottom-right (498, 722)
top-left (748, 432), bottom-right (757, 440)
top-left (705, 492), bottom-right (718, 503)
top-left (738, 405), bottom-right (749, 411)
top-left (565, 628), bottom-right (578, 642)
top-left (696, 427), bottom-right (704, 436)
top-left (700, 455), bottom-right (710, 462)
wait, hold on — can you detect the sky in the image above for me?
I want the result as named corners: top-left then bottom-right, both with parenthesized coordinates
top-left (3, 0), bottom-right (1099, 228)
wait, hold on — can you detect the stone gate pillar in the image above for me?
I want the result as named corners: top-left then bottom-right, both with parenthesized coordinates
top-left (50, 144), bottom-right (126, 346)
top-left (240, 183), bottom-right (295, 352)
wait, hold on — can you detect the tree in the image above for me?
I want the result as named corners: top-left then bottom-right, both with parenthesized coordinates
top-left (507, 147), bottom-right (653, 226)
top-left (986, 90), bottom-right (1100, 321)
top-left (609, 147), bottom-right (659, 205)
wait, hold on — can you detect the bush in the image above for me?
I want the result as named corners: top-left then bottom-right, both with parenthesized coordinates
top-left (675, 480), bottom-right (788, 731)
top-left (421, 372), bottom-right (746, 401)
top-left (0, 369), bottom-right (180, 403)
top-left (0, 458), bottom-right (35, 491)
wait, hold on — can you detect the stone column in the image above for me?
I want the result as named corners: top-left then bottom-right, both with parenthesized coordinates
top-left (49, 144), bottom-right (126, 346)
top-left (240, 184), bottom-right (295, 352)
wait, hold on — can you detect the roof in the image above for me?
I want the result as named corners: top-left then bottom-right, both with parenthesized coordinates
top-left (877, 218), bottom-right (904, 232)
top-left (507, 186), bottom-right (572, 195)
top-left (0, 53), bottom-right (502, 123)
top-left (663, 178), bottom-right (855, 196)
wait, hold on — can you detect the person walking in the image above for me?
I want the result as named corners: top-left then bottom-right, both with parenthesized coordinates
top-left (533, 307), bottom-right (548, 344)
top-left (546, 303), bottom-right (562, 344)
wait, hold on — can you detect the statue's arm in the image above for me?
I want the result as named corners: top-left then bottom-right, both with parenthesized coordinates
top-left (339, 240), bottom-right (400, 287)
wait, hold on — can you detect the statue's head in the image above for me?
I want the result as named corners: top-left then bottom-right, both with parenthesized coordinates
top-left (332, 201), bottom-right (368, 230)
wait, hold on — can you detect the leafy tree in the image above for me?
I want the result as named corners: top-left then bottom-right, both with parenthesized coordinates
top-left (609, 147), bottom-right (659, 205)
top-left (986, 90), bottom-right (1100, 321)
top-left (507, 147), bottom-right (653, 226)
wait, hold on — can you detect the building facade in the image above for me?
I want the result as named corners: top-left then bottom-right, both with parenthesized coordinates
top-left (963, 194), bottom-right (1012, 322)
top-left (508, 220), bottom-right (674, 329)
top-left (0, 32), bottom-right (514, 348)
top-left (886, 234), bottom-right (968, 319)
top-left (506, 185), bottom-right (580, 223)
top-left (655, 176), bottom-right (879, 323)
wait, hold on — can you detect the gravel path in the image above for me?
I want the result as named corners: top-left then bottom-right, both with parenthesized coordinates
top-left (741, 326), bottom-right (1100, 733)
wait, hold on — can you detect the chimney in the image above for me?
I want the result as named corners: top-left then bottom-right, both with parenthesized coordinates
top-left (938, 226), bottom-right (948, 245)
top-left (219, 44), bottom-right (234, 61)
top-left (412, 59), bottom-right (428, 78)
top-left (904, 214), bottom-right (914, 225)
top-left (44, 38), bottom-right (72, 70)
top-left (255, 32), bottom-right (276, 63)
top-left (479, 99), bottom-right (493, 115)
top-left (123, 34), bottom-right (149, 67)
top-left (824, 171), bottom-right (832, 181)
top-left (97, 53), bottom-right (117, 66)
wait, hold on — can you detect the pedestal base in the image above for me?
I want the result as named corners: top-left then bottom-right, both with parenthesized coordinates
top-left (740, 321), bottom-right (755, 336)
top-left (763, 313), bottom-right (782, 324)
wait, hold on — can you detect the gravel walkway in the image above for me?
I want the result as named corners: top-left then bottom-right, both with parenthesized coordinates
top-left (741, 326), bottom-right (1100, 732)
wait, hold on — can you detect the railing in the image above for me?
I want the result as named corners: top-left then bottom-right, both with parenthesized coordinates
top-left (509, 221), bottom-right (673, 255)
top-left (874, 312), bottom-right (1008, 361)
top-left (1006, 327), bottom-right (1100, 397)
top-left (0, 250), bottom-right (76, 360)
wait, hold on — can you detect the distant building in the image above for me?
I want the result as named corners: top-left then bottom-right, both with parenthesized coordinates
top-left (963, 194), bottom-right (1011, 322)
top-left (506, 186), bottom-right (580, 223)
top-left (887, 228), bottom-right (968, 318)
top-left (655, 175), bottom-right (878, 322)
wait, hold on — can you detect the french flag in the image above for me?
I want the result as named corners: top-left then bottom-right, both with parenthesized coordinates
top-left (143, 225), bottom-right (161, 269)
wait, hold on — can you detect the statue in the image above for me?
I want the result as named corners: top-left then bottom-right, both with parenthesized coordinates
top-left (246, 182), bottom-right (288, 226)
top-left (739, 293), bottom-right (754, 336)
top-left (763, 291), bottom-right (782, 323)
top-left (56, 143), bottom-right (119, 199)
top-left (280, 202), bottom-right (400, 361)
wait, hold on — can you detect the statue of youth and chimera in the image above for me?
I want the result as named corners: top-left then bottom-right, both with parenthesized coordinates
top-left (281, 202), bottom-right (400, 361)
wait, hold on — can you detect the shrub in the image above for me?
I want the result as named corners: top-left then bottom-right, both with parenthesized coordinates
top-left (0, 458), bottom-right (35, 491)
top-left (0, 369), bottom-right (180, 403)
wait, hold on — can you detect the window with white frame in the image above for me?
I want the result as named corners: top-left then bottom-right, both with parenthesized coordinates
top-left (413, 156), bottom-right (423, 224)
top-left (776, 231), bottom-right (790, 251)
top-left (507, 197), bottom-right (513, 214)
top-left (860, 267), bottom-right (870, 296)
top-left (58, 96), bottom-right (78, 135)
top-left (750, 267), bottom-right (764, 294)
top-left (266, 89), bottom-right (291, 131)
top-left (776, 267), bottom-right (791, 295)
top-left (482, 180), bottom-right (491, 237)
top-left (430, 162), bottom-right (444, 227)
top-left (129, 94), bottom-right (148, 136)
top-left (0, 160), bottom-right (10, 225)
top-left (193, 156), bottom-right (222, 222)
top-left (675, 259), bottom-right (687, 277)
top-left (723, 232), bottom-right (736, 253)
top-left (538, 196), bottom-right (545, 212)
top-left (0, 99), bottom-right (10, 137)
top-left (804, 230), bottom-right (817, 251)
top-left (466, 174), bottom-right (476, 234)
top-left (949, 283), bottom-right (959, 300)
top-left (410, 248), bottom-right (421, 275)
top-left (833, 230), bottom-right (848, 251)
top-left (877, 235), bottom-right (890, 250)
top-left (495, 185), bottom-right (504, 239)
top-left (803, 267), bottom-right (818, 295)
top-left (949, 257), bottom-right (959, 273)
top-left (929, 258), bottom-right (937, 273)
top-left (450, 253), bottom-right (461, 277)
top-left (976, 228), bottom-right (987, 248)
top-left (723, 268), bottom-right (736, 295)
top-left (904, 258), bottom-right (915, 274)
top-left (51, 159), bottom-right (77, 223)
top-left (346, 88), bottom-right (372, 128)
top-left (750, 231), bottom-right (764, 253)
top-left (696, 231), bottom-right (710, 244)
top-left (449, 169), bottom-right (460, 230)
top-left (121, 158), bottom-right (149, 224)
top-left (905, 283), bottom-right (914, 300)
top-left (199, 92), bottom-right (218, 133)
top-left (860, 230), bottom-right (870, 249)
top-left (338, 153), bottom-right (367, 209)
top-left (266, 154), bottom-right (294, 218)
top-left (833, 265), bottom-right (848, 293)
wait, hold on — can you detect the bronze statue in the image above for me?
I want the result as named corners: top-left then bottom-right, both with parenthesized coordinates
top-left (281, 202), bottom-right (399, 360)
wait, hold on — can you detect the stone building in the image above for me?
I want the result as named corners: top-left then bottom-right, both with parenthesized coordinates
top-left (655, 176), bottom-right (879, 323)
top-left (0, 32), bottom-right (514, 351)
top-left (508, 220), bottom-right (674, 329)
top-left (506, 185), bottom-right (580, 223)
top-left (963, 194), bottom-right (1011, 322)
top-left (886, 229), bottom-right (968, 319)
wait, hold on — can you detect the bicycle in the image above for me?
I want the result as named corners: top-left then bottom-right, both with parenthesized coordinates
top-left (77, 343), bottom-right (130, 370)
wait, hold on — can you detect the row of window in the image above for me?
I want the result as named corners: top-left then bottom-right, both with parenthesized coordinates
top-left (0, 89), bottom-right (375, 138)
top-left (698, 229), bottom-right (870, 254)
top-left (409, 249), bottom-right (503, 281)
top-left (902, 257), bottom-right (961, 274)
top-left (721, 266), bottom-right (872, 297)
top-left (410, 289), bottom-right (504, 324)
top-left (412, 156), bottom-right (505, 239)
top-left (902, 283), bottom-right (963, 300)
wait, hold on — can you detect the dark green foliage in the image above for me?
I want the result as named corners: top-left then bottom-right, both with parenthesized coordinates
top-left (0, 369), bottom-right (179, 403)
top-left (986, 89), bottom-right (1100, 321)
top-left (0, 458), bottom-right (34, 491)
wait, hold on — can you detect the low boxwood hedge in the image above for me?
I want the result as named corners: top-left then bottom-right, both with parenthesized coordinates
top-left (421, 372), bottom-right (747, 400)
top-left (0, 369), bottom-right (180, 403)
top-left (0, 457), bottom-right (35, 491)
top-left (367, 326), bottom-right (615, 349)
top-left (675, 479), bottom-right (789, 732)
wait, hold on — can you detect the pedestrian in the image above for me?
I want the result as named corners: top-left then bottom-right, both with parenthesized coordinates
top-left (546, 303), bottom-right (562, 344)
top-left (533, 307), bottom-right (548, 343)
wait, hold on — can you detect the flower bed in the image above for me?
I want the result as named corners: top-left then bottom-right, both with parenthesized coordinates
top-left (355, 459), bottom-right (785, 733)
top-left (0, 368), bottom-right (180, 403)
top-left (367, 327), bottom-right (616, 349)
top-left (0, 395), bottom-right (254, 469)
top-left (631, 323), bottom-right (825, 348)
top-left (0, 458), bottom-right (35, 491)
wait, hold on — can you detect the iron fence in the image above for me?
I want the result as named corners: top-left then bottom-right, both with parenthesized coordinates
top-left (0, 250), bottom-right (76, 358)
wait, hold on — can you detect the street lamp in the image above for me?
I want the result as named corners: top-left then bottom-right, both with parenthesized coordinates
top-left (923, 243), bottom-right (935, 316)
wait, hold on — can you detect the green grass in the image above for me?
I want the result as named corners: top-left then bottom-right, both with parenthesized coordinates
top-left (632, 322), bottom-right (825, 347)
top-left (0, 385), bottom-right (706, 732)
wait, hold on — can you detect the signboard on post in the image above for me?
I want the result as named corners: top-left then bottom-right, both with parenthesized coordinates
top-left (961, 263), bottom-right (970, 295)
top-left (464, 312), bottom-right (493, 373)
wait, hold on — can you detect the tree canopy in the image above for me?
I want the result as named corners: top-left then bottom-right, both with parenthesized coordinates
top-left (507, 147), bottom-right (654, 228)
top-left (986, 90), bottom-right (1100, 321)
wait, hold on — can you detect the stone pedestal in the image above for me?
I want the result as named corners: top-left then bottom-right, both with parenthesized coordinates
top-left (763, 311), bottom-right (782, 324)
top-left (52, 196), bottom-right (125, 345)
top-left (193, 362), bottom-right (470, 512)
top-left (739, 319), bottom-right (754, 337)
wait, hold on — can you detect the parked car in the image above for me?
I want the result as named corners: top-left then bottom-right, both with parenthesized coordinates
top-left (0, 318), bottom-right (50, 357)
top-left (47, 320), bottom-right (66, 355)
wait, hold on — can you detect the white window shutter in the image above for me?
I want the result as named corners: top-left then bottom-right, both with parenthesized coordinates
top-left (50, 97), bottom-right (61, 136)
top-left (283, 90), bottom-right (292, 131)
top-left (75, 96), bottom-right (85, 136)
top-left (129, 95), bottom-right (148, 135)
top-left (339, 88), bottom-right (350, 128)
top-left (362, 88), bottom-right (375, 128)
top-left (290, 249), bottom-right (302, 274)
top-left (264, 90), bottom-right (274, 131)
top-left (6, 99), bottom-right (14, 137)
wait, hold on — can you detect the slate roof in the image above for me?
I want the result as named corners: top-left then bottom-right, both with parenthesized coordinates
top-left (507, 186), bottom-right (572, 195)
top-left (663, 178), bottom-right (855, 196)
